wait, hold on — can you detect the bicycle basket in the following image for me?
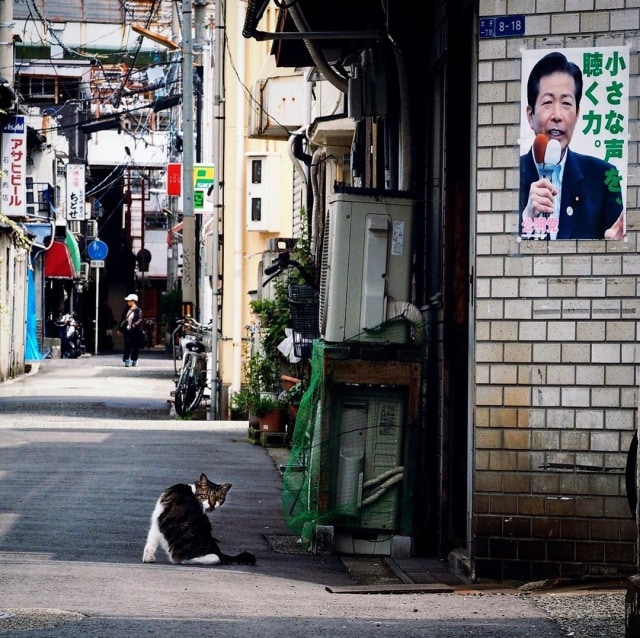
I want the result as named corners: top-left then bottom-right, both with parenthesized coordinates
top-left (182, 324), bottom-right (212, 350)
top-left (288, 284), bottom-right (320, 359)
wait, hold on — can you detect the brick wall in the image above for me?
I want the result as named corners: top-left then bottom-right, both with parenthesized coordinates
top-left (474, 2), bottom-right (639, 580)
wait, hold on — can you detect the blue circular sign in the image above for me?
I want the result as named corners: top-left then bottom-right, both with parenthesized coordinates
top-left (87, 239), bottom-right (108, 260)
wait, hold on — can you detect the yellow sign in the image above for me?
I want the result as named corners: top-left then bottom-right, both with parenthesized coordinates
top-left (193, 165), bottom-right (214, 189)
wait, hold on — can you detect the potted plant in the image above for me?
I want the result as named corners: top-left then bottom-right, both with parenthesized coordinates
top-left (280, 377), bottom-right (306, 420)
top-left (229, 387), bottom-right (256, 420)
top-left (246, 293), bottom-right (291, 399)
top-left (245, 350), bottom-right (281, 396)
top-left (252, 394), bottom-right (286, 432)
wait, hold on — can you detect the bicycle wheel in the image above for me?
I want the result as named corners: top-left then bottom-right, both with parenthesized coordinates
top-left (174, 357), bottom-right (197, 416)
top-left (174, 356), bottom-right (206, 416)
top-left (186, 357), bottom-right (207, 413)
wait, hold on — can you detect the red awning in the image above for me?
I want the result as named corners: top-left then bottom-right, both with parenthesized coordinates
top-left (44, 240), bottom-right (74, 278)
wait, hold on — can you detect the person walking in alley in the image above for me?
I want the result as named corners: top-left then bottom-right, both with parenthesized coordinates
top-left (118, 293), bottom-right (144, 367)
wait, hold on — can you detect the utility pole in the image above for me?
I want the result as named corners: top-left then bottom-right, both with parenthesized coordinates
top-left (0, 0), bottom-right (13, 82)
top-left (166, 3), bottom-right (181, 294)
top-left (181, 0), bottom-right (196, 318)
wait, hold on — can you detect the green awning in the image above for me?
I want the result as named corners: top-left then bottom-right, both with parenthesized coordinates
top-left (64, 228), bottom-right (82, 276)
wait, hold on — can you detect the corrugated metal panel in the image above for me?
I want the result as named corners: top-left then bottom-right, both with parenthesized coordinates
top-left (13, 0), bottom-right (124, 23)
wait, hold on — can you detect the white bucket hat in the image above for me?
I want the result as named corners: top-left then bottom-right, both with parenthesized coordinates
top-left (124, 294), bottom-right (138, 302)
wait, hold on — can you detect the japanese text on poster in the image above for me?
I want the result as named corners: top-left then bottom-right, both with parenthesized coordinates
top-left (519, 46), bottom-right (628, 241)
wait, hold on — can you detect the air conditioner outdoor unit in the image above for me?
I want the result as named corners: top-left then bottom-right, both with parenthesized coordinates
top-left (67, 220), bottom-right (81, 235)
top-left (86, 219), bottom-right (98, 239)
top-left (257, 250), bottom-right (281, 301)
top-left (319, 193), bottom-right (414, 344)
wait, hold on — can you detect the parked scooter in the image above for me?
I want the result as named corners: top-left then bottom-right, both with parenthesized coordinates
top-left (57, 313), bottom-right (85, 359)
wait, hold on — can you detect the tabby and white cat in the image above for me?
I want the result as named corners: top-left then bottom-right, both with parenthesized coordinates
top-left (142, 473), bottom-right (256, 566)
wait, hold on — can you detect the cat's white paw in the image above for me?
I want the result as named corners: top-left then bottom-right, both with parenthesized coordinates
top-left (142, 547), bottom-right (156, 563)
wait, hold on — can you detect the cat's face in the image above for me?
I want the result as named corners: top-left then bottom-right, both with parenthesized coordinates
top-left (194, 473), bottom-right (231, 513)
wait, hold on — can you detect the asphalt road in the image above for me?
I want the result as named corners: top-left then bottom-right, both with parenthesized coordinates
top-left (0, 350), bottom-right (569, 637)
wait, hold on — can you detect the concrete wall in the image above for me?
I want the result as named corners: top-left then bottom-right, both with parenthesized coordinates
top-left (0, 232), bottom-right (27, 380)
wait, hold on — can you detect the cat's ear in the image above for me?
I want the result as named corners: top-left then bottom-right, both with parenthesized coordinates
top-left (219, 483), bottom-right (232, 497)
top-left (198, 473), bottom-right (209, 485)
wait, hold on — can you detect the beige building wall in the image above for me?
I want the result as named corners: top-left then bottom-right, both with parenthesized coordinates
top-left (473, 4), bottom-right (639, 579)
top-left (217, 2), bottom-right (294, 413)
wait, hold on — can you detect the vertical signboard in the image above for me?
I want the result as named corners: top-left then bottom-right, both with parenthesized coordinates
top-left (193, 164), bottom-right (214, 212)
top-left (519, 46), bottom-right (629, 240)
top-left (66, 164), bottom-right (86, 220)
top-left (174, 164), bottom-right (215, 213)
top-left (1, 115), bottom-right (26, 217)
top-left (167, 162), bottom-right (182, 196)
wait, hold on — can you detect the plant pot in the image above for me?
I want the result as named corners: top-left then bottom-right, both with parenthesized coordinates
top-left (259, 408), bottom-right (285, 432)
top-left (281, 375), bottom-right (301, 392)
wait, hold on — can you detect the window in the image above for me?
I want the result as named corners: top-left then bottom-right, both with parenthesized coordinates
top-left (251, 197), bottom-right (262, 222)
top-left (251, 159), bottom-right (262, 184)
top-left (17, 75), bottom-right (81, 104)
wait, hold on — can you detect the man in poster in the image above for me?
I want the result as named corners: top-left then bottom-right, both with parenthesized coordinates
top-left (520, 50), bottom-right (625, 240)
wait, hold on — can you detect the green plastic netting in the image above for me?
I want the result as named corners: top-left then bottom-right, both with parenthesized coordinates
top-left (281, 341), bottom-right (325, 549)
top-left (281, 338), bottom-right (411, 550)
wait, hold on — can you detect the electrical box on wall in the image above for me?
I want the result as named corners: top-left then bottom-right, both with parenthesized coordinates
top-left (319, 192), bottom-right (415, 343)
top-left (246, 152), bottom-right (281, 232)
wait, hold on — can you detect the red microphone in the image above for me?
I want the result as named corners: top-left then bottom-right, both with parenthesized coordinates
top-left (533, 134), bottom-right (561, 178)
top-left (533, 134), bottom-right (548, 164)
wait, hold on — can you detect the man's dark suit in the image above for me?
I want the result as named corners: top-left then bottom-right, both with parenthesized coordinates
top-left (520, 148), bottom-right (623, 239)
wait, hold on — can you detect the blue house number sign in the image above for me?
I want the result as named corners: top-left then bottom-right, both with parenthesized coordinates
top-left (479, 15), bottom-right (525, 39)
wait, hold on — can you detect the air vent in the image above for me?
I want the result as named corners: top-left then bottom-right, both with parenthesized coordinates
top-left (68, 220), bottom-right (81, 234)
top-left (86, 219), bottom-right (98, 239)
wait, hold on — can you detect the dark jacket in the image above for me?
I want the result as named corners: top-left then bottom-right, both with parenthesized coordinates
top-left (520, 147), bottom-right (623, 240)
top-left (119, 306), bottom-right (143, 333)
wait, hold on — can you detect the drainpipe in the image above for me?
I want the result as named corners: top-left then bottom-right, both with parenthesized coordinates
top-left (231, 0), bottom-right (245, 398)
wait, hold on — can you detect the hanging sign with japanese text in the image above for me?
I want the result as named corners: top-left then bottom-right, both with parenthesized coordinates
top-left (66, 164), bottom-right (86, 220)
top-left (167, 162), bottom-right (182, 197)
top-left (1, 115), bottom-right (26, 218)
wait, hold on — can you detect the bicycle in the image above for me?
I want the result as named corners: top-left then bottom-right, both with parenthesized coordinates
top-left (171, 316), bottom-right (212, 417)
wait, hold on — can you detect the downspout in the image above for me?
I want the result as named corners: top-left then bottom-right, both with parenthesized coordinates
top-left (309, 147), bottom-right (326, 266)
top-left (232, 0), bottom-right (245, 396)
top-left (387, 35), bottom-right (412, 191)
top-left (287, 127), bottom-right (309, 210)
top-left (287, 3), bottom-right (348, 94)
